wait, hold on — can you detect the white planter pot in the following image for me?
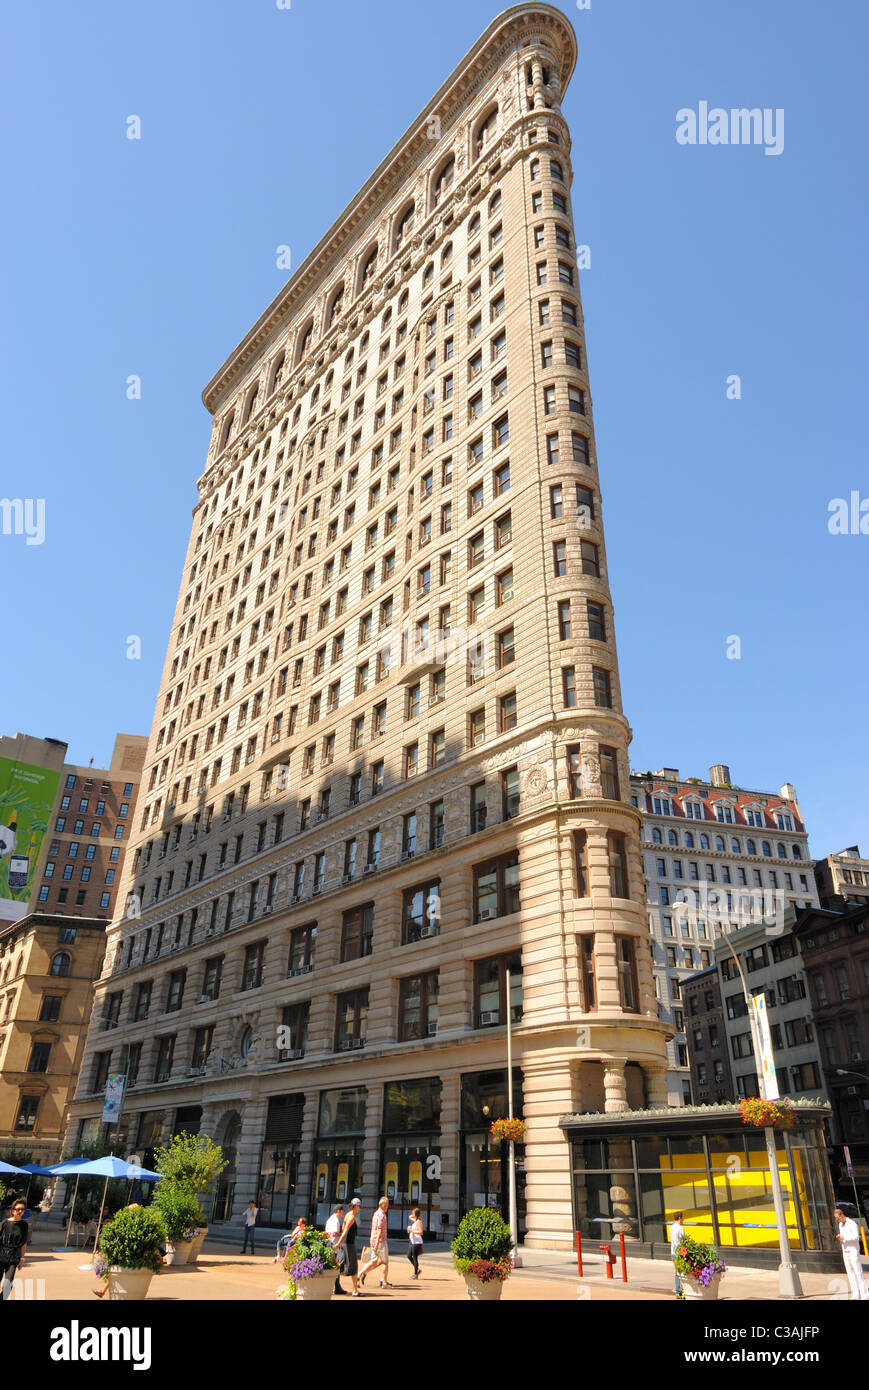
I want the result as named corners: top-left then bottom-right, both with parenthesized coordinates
top-left (187, 1227), bottom-right (208, 1263)
top-left (294, 1271), bottom-right (335, 1301)
top-left (682, 1271), bottom-right (723, 1300)
top-left (107, 1266), bottom-right (155, 1301)
top-left (462, 1273), bottom-right (505, 1301)
top-left (164, 1239), bottom-right (195, 1266)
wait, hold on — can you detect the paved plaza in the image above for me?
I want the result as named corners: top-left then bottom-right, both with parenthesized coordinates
top-left (12, 1220), bottom-right (861, 1302)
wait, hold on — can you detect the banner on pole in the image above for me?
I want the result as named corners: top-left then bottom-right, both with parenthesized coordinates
top-left (751, 993), bottom-right (779, 1100)
top-left (102, 1073), bottom-right (126, 1125)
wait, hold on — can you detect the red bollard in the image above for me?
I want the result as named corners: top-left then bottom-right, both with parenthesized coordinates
top-left (599, 1242), bottom-right (614, 1278)
top-left (618, 1231), bottom-right (628, 1283)
top-left (575, 1230), bottom-right (583, 1278)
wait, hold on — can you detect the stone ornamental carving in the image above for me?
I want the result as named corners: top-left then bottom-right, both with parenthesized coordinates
top-left (524, 765), bottom-right (549, 799)
top-left (582, 754), bottom-right (601, 797)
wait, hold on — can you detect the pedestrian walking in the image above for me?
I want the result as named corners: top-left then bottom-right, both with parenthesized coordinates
top-left (360, 1197), bottom-right (392, 1287)
top-left (669, 1210), bottom-right (686, 1298)
top-left (0, 1199), bottom-right (28, 1301)
top-left (406, 1207), bottom-right (424, 1280)
top-left (835, 1206), bottom-right (869, 1300)
top-left (39, 1186), bottom-right (53, 1213)
top-left (334, 1197), bottom-right (361, 1296)
top-left (240, 1200), bottom-right (258, 1255)
top-left (325, 1202), bottom-right (346, 1296)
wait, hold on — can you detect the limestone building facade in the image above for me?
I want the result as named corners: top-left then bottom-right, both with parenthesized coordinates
top-left (66, 4), bottom-right (670, 1249)
top-left (633, 764), bottom-right (819, 1104)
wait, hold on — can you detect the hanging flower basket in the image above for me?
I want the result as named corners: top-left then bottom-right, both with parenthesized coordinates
top-left (739, 1097), bottom-right (796, 1130)
top-left (490, 1116), bottom-right (526, 1143)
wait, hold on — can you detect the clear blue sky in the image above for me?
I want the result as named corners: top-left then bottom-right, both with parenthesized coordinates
top-left (1, 1), bottom-right (866, 858)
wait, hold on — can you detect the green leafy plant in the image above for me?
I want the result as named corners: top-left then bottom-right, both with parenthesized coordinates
top-left (451, 1207), bottom-right (514, 1282)
top-left (673, 1235), bottom-right (726, 1288)
top-left (153, 1132), bottom-right (226, 1202)
top-left (0, 1182), bottom-right (5, 1212)
top-left (98, 1205), bottom-right (167, 1273)
top-left (152, 1181), bottom-right (203, 1242)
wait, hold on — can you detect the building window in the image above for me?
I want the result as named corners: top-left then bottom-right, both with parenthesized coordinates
top-left (475, 953), bottom-right (522, 1028)
top-left (600, 746), bottom-right (619, 800)
top-left (241, 941), bottom-right (265, 991)
top-left (50, 953), bottom-right (71, 978)
top-left (335, 987), bottom-right (369, 1051)
top-left (398, 972), bottom-right (439, 1041)
top-left (617, 938), bottom-right (639, 1012)
top-left (574, 831), bottom-right (589, 896)
top-left (153, 1035), bottom-right (176, 1084)
top-left (287, 924), bottom-right (317, 976)
top-left (474, 851), bottom-right (520, 923)
top-left (609, 833), bottom-right (629, 898)
top-left (15, 1096), bottom-right (40, 1132)
top-left (341, 903), bottom-right (374, 962)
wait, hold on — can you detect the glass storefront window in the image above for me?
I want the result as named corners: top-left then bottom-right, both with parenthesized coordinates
top-left (318, 1086), bottom-right (367, 1137)
top-left (460, 1069), bottom-right (525, 1234)
top-left (258, 1143), bottom-right (301, 1229)
top-left (381, 1079), bottom-right (442, 1235)
top-left (312, 1140), bottom-right (364, 1227)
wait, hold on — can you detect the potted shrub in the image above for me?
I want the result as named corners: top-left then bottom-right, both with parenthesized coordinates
top-left (451, 1207), bottom-right (514, 1301)
top-left (153, 1131), bottom-right (226, 1262)
top-left (152, 1181), bottom-right (204, 1266)
top-left (277, 1227), bottom-right (338, 1302)
top-left (674, 1235), bottom-right (727, 1300)
top-left (97, 1205), bottom-right (167, 1301)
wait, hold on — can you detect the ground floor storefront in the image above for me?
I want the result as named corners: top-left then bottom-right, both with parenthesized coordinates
top-left (562, 1104), bottom-right (841, 1271)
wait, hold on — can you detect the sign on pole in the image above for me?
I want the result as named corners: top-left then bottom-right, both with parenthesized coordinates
top-left (844, 1145), bottom-right (854, 1178)
top-left (750, 993), bottom-right (779, 1100)
top-left (102, 1073), bottom-right (126, 1125)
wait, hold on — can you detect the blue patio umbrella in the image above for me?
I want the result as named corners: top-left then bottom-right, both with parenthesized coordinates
top-left (63, 1157), bottom-right (164, 1260)
top-left (19, 1163), bottom-right (56, 1175)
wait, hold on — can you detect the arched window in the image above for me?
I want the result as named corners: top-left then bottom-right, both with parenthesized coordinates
top-left (651, 828), bottom-right (662, 844)
top-left (668, 830), bottom-right (678, 846)
top-left (700, 834), bottom-right (710, 850)
top-left (269, 352), bottom-right (285, 394)
top-left (50, 953), bottom-right (70, 978)
top-left (398, 289), bottom-right (409, 313)
top-left (422, 261), bottom-right (434, 286)
top-left (242, 384), bottom-right (259, 424)
top-left (441, 241), bottom-right (453, 267)
top-left (715, 836), bottom-right (725, 852)
top-left (296, 320), bottom-right (314, 364)
top-left (776, 843), bottom-right (787, 859)
top-left (394, 202), bottom-right (415, 253)
top-left (359, 246), bottom-right (378, 293)
top-left (219, 410), bottom-right (235, 450)
top-left (762, 841), bottom-right (772, 857)
top-left (792, 845), bottom-right (802, 860)
top-left (433, 156), bottom-right (455, 207)
top-left (731, 838), bottom-right (740, 854)
top-left (746, 839), bottom-right (756, 856)
top-left (327, 283), bottom-right (345, 328)
top-left (475, 106), bottom-right (499, 158)
top-left (684, 832), bottom-right (694, 849)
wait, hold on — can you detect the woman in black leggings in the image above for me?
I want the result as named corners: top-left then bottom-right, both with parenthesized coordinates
top-left (406, 1207), bottom-right (423, 1280)
top-left (335, 1198), bottom-right (361, 1295)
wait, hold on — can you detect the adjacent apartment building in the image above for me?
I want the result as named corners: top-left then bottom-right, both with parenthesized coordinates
top-left (633, 764), bottom-right (819, 1103)
top-left (66, 5), bottom-right (672, 1250)
top-left (815, 846), bottom-right (869, 911)
top-left (0, 733), bottom-right (147, 1160)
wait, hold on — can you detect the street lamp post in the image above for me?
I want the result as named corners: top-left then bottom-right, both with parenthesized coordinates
top-left (717, 928), bottom-right (804, 1299)
top-left (834, 1070), bottom-right (869, 1219)
top-left (505, 968), bottom-right (521, 1267)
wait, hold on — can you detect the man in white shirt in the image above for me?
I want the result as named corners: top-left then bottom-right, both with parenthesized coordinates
top-left (326, 1203), bottom-right (346, 1296)
top-left (669, 1210), bottom-right (686, 1298)
top-left (240, 1200), bottom-right (258, 1255)
top-left (835, 1207), bottom-right (869, 1300)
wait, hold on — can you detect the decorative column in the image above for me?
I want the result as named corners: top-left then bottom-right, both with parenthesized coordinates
top-left (293, 1089), bottom-right (320, 1224)
top-left (522, 1055), bottom-right (577, 1250)
top-left (603, 1060), bottom-right (628, 1113)
top-left (230, 1094), bottom-right (267, 1224)
top-left (438, 1071), bottom-right (461, 1243)
top-left (645, 1063), bottom-right (670, 1109)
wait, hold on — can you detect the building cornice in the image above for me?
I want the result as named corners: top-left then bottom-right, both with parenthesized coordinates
top-left (201, 4), bottom-right (576, 416)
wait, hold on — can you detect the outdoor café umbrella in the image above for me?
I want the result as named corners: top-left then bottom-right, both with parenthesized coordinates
top-left (17, 1161), bottom-right (55, 1205)
top-left (63, 1156), bottom-right (163, 1261)
top-left (48, 1157), bottom-right (97, 1250)
top-left (0, 1161), bottom-right (30, 1175)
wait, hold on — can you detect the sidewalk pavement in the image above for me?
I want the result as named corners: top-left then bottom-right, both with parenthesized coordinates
top-left (20, 1221), bottom-right (861, 1301)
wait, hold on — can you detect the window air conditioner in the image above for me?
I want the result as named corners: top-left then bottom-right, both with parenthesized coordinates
top-left (478, 908), bottom-right (494, 920)
top-left (338, 1038), bottom-right (352, 1051)
top-left (427, 1022), bottom-right (438, 1035)
top-left (419, 924), bottom-right (437, 939)
top-left (282, 1047), bottom-right (303, 1060)
top-left (291, 893), bottom-right (302, 904)
top-left (341, 874), bottom-right (353, 885)
top-left (364, 864), bottom-right (375, 875)
top-left (197, 994), bottom-right (211, 1004)
top-left (479, 1010), bottom-right (497, 1025)
top-left (263, 904), bottom-right (273, 914)
top-left (350, 1037), bottom-right (364, 1049)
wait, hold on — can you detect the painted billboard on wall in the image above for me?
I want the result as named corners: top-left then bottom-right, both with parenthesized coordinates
top-left (0, 756), bottom-right (61, 919)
